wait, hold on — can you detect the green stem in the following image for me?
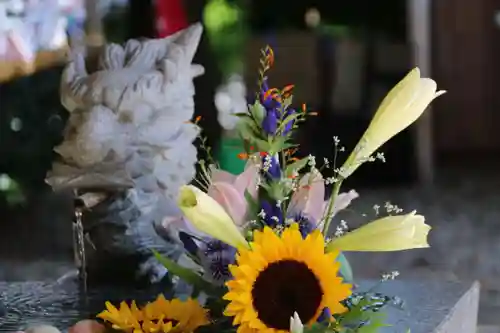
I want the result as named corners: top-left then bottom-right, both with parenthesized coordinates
top-left (322, 179), bottom-right (343, 235)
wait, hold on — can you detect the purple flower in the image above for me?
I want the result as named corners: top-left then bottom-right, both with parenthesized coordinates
top-left (282, 108), bottom-right (296, 135)
top-left (317, 307), bottom-right (332, 323)
top-left (260, 79), bottom-right (287, 136)
top-left (262, 108), bottom-right (279, 135)
top-left (262, 154), bottom-right (281, 180)
top-left (179, 231), bottom-right (198, 255)
top-left (260, 200), bottom-right (284, 227)
top-left (199, 239), bottom-right (237, 283)
top-left (293, 213), bottom-right (316, 238)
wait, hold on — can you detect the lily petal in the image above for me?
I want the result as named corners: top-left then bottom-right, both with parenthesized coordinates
top-left (233, 162), bottom-right (259, 198)
top-left (331, 190), bottom-right (359, 216)
top-left (178, 185), bottom-right (249, 249)
top-left (288, 170), bottom-right (325, 223)
top-left (326, 211), bottom-right (430, 252)
top-left (208, 182), bottom-right (248, 226)
top-left (211, 167), bottom-right (236, 184)
top-left (341, 68), bottom-right (445, 178)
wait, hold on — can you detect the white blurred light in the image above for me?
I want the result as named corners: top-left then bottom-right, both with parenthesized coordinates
top-left (305, 8), bottom-right (321, 28)
top-left (10, 117), bottom-right (22, 131)
top-left (0, 174), bottom-right (12, 191)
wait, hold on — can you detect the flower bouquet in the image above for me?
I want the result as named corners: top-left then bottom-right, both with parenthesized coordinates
top-left (91, 46), bottom-right (445, 333)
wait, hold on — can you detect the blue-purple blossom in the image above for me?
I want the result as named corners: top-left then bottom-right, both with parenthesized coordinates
top-left (260, 200), bottom-right (284, 227)
top-left (199, 239), bottom-right (237, 283)
top-left (259, 79), bottom-right (295, 136)
top-left (317, 307), bottom-right (332, 323)
top-left (263, 154), bottom-right (281, 180)
top-left (179, 231), bottom-right (198, 256)
top-left (262, 109), bottom-right (279, 135)
top-left (282, 108), bottom-right (296, 135)
top-left (293, 213), bottom-right (316, 238)
top-left (178, 233), bottom-right (237, 283)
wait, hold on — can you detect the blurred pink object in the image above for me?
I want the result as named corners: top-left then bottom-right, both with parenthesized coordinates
top-left (207, 161), bottom-right (259, 226)
top-left (68, 320), bottom-right (105, 333)
top-left (288, 169), bottom-right (359, 226)
top-left (162, 160), bottom-right (260, 238)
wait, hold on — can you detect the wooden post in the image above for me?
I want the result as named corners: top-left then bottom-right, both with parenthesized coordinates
top-left (407, 0), bottom-right (434, 186)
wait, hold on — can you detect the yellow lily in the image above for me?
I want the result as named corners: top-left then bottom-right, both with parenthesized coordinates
top-left (326, 211), bottom-right (430, 252)
top-left (341, 68), bottom-right (446, 178)
top-left (178, 185), bottom-right (249, 249)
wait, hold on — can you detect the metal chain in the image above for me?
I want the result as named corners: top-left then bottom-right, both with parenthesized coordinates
top-left (73, 197), bottom-right (87, 293)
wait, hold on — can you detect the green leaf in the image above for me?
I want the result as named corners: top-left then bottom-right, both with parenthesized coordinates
top-left (283, 96), bottom-right (293, 108)
top-left (233, 112), bottom-right (251, 118)
top-left (244, 189), bottom-right (260, 220)
top-left (249, 102), bottom-right (266, 124)
top-left (277, 112), bottom-right (303, 134)
top-left (152, 250), bottom-right (221, 296)
top-left (268, 180), bottom-right (287, 201)
top-left (337, 295), bottom-right (391, 333)
top-left (268, 136), bottom-right (290, 154)
top-left (337, 252), bottom-right (354, 283)
top-left (237, 118), bottom-right (261, 140)
top-left (284, 158), bottom-right (310, 177)
top-left (254, 138), bottom-right (271, 152)
top-left (356, 312), bottom-right (390, 333)
top-left (303, 323), bottom-right (329, 333)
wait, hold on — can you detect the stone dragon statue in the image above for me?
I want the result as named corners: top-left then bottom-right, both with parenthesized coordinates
top-left (46, 23), bottom-right (204, 287)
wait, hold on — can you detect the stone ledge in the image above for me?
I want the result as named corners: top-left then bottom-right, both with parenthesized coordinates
top-left (358, 279), bottom-right (480, 333)
top-left (478, 326), bottom-right (500, 333)
top-left (0, 279), bottom-right (480, 333)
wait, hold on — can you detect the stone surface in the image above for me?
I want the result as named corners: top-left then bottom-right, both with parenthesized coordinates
top-left (0, 299), bottom-right (6, 317)
top-left (0, 279), bottom-right (479, 333)
top-left (0, 279), bottom-right (180, 332)
top-left (479, 325), bottom-right (500, 333)
top-left (359, 279), bottom-right (480, 333)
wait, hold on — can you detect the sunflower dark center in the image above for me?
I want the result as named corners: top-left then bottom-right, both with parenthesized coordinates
top-left (251, 259), bottom-right (323, 330)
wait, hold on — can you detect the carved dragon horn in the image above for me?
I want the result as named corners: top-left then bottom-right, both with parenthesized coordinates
top-left (173, 22), bottom-right (203, 63)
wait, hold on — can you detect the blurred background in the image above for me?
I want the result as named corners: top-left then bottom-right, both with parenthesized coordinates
top-left (0, 0), bottom-right (499, 330)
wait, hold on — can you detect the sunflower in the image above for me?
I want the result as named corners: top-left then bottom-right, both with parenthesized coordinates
top-left (97, 294), bottom-right (210, 333)
top-left (223, 224), bottom-right (352, 333)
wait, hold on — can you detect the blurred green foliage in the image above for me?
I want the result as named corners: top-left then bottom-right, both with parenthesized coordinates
top-left (203, 0), bottom-right (248, 79)
top-left (0, 174), bottom-right (25, 205)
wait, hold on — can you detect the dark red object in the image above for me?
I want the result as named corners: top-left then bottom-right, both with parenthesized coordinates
top-left (154, 0), bottom-right (189, 37)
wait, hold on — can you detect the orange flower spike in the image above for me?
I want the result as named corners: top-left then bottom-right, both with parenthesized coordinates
top-left (265, 47), bottom-right (275, 67)
top-left (282, 84), bottom-right (295, 98)
top-left (237, 153), bottom-right (249, 160)
top-left (263, 88), bottom-right (279, 101)
top-left (302, 103), bottom-right (307, 113)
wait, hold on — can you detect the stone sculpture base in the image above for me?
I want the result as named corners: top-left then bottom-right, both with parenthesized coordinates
top-left (0, 279), bottom-right (479, 333)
